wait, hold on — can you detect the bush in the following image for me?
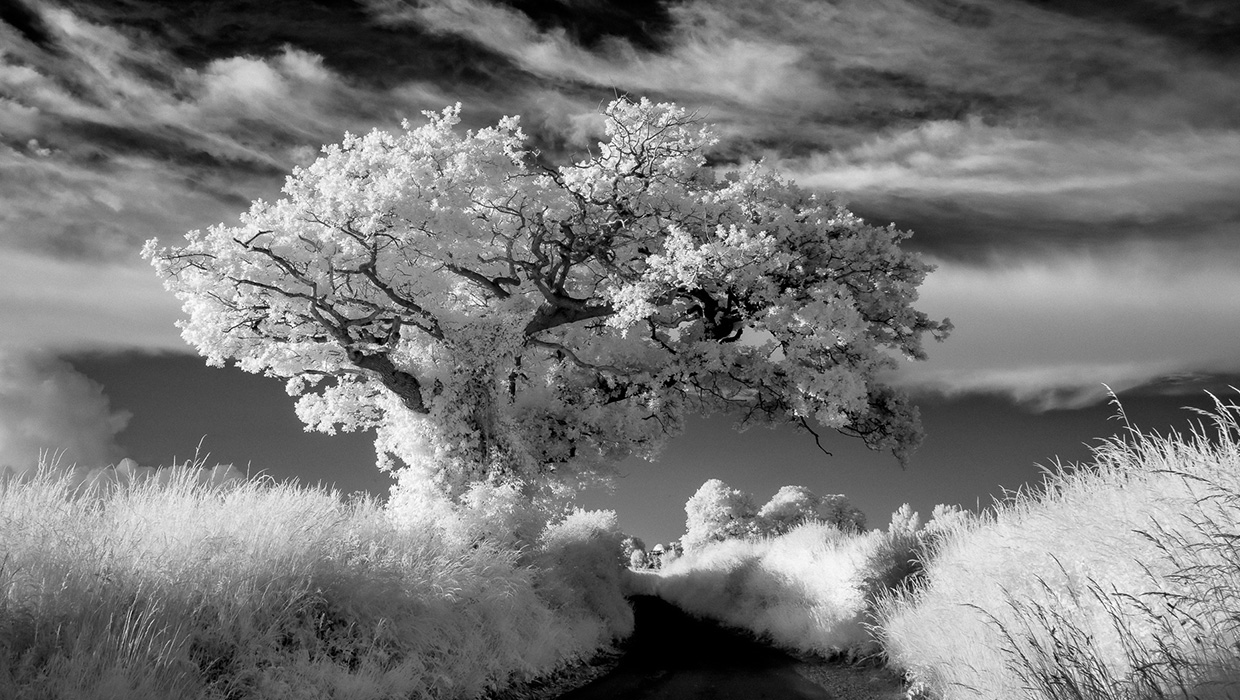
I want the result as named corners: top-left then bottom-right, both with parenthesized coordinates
top-left (756, 485), bottom-right (866, 536)
top-left (386, 470), bottom-right (549, 553)
top-left (877, 396), bottom-right (1240, 700)
top-left (620, 536), bottom-right (647, 567)
top-left (629, 548), bottom-right (649, 569)
top-left (531, 509), bottom-right (634, 648)
top-left (682, 479), bottom-right (759, 551)
top-left (653, 521), bottom-right (924, 658)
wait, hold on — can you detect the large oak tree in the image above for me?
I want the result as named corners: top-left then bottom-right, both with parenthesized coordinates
top-left (145, 98), bottom-right (950, 498)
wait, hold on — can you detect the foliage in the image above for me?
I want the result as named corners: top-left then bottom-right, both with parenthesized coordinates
top-left (886, 502), bottom-right (921, 537)
top-left (629, 548), bottom-right (648, 569)
top-left (619, 535), bottom-right (646, 565)
top-left (654, 521), bottom-right (926, 658)
top-left (530, 509), bottom-right (634, 647)
top-left (877, 396), bottom-right (1240, 700)
top-left (683, 479), bottom-right (866, 549)
top-left (144, 97), bottom-right (948, 498)
top-left (386, 471), bottom-right (551, 552)
top-left (757, 484), bottom-right (866, 536)
top-left (682, 478), bottom-right (760, 550)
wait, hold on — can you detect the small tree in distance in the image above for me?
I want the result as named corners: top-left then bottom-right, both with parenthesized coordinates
top-left (619, 535), bottom-right (646, 565)
top-left (683, 478), bottom-right (760, 550)
top-left (758, 484), bottom-right (866, 536)
top-left (144, 98), bottom-right (949, 500)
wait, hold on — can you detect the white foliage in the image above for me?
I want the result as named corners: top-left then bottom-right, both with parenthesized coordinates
top-left (682, 478), bottom-right (759, 550)
top-left (146, 97), bottom-right (948, 499)
top-left (887, 502), bottom-right (921, 537)
top-left (757, 484), bottom-right (867, 535)
top-left (657, 521), bottom-right (923, 657)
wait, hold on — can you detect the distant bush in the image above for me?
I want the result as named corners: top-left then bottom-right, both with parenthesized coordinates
top-left (878, 396), bottom-right (1240, 700)
top-left (757, 484), bottom-right (866, 536)
top-left (682, 479), bottom-right (760, 551)
top-left (653, 520), bottom-right (925, 658)
top-left (620, 536), bottom-right (647, 567)
top-left (682, 479), bottom-right (867, 552)
top-left (630, 548), bottom-right (649, 569)
top-left (0, 461), bottom-right (632, 700)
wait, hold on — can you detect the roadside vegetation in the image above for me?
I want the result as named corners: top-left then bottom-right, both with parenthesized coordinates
top-left (641, 396), bottom-right (1240, 700)
top-left (7, 397), bottom-right (1239, 700)
top-left (0, 461), bottom-right (630, 700)
top-left (879, 396), bottom-right (1240, 700)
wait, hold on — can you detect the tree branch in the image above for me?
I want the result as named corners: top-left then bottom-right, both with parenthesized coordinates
top-left (523, 302), bottom-right (614, 337)
top-left (345, 349), bottom-right (429, 414)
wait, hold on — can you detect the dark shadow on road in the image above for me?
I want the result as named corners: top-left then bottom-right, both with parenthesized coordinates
top-left (555, 595), bottom-right (836, 700)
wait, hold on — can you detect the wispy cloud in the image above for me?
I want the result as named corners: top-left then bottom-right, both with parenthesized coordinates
top-left (900, 247), bottom-right (1240, 409)
top-left (783, 121), bottom-right (1240, 258)
top-left (791, 123), bottom-right (1240, 217)
top-left (0, 247), bottom-right (183, 352)
top-left (0, 6), bottom-right (461, 264)
top-left (364, 0), bottom-right (830, 110)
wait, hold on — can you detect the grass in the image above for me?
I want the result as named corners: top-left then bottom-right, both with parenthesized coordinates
top-left (0, 460), bottom-right (631, 699)
top-left (876, 395), bottom-right (1240, 700)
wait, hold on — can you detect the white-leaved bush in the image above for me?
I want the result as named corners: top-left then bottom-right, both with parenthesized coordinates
top-left (757, 484), bottom-right (867, 536)
top-left (682, 478), bottom-right (760, 550)
top-left (144, 98), bottom-right (949, 500)
top-left (683, 479), bottom-right (866, 550)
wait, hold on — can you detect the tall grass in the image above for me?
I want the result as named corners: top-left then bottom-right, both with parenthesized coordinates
top-left (877, 395), bottom-right (1240, 700)
top-left (0, 462), bottom-right (631, 699)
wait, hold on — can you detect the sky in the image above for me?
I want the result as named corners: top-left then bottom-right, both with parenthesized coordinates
top-left (1, 0), bottom-right (1238, 544)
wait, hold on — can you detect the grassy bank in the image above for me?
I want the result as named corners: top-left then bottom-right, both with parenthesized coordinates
top-left (878, 397), bottom-right (1240, 699)
top-left (0, 465), bottom-right (631, 699)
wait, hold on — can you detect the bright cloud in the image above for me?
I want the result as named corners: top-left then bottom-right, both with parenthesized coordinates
top-left (788, 122), bottom-right (1240, 225)
top-left (0, 249), bottom-right (183, 352)
top-left (0, 350), bottom-right (131, 472)
top-left (899, 247), bottom-right (1240, 409)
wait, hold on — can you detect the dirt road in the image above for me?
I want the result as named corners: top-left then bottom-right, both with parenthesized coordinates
top-left (552, 596), bottom-right (897, 700)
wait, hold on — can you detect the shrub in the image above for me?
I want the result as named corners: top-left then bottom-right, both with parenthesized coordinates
top-left (654, 521), bottom-right (924, 658)
top-left (386, 470), bottom-right (549, 553)
top-left (531, 509), bottom-right (634, 648)
top-left (619, 536), bottom-right (647, 567)
top-left (629, 548), bottom-right (649, 569)
top-left (756, 485), bottom-right (866, 536)
top-left (682, 479), bottom-right (760, 551)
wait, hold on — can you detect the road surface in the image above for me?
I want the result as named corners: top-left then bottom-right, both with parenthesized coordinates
top-left (554, 596), bottom-right (839, 700)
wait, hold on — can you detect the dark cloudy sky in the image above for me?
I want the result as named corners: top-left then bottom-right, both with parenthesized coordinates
top-left (2, 0), bottom-right (1238, 543)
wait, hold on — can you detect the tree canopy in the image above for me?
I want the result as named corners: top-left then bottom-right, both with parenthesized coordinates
top-left (144, 98), bottom-right (949, 498)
